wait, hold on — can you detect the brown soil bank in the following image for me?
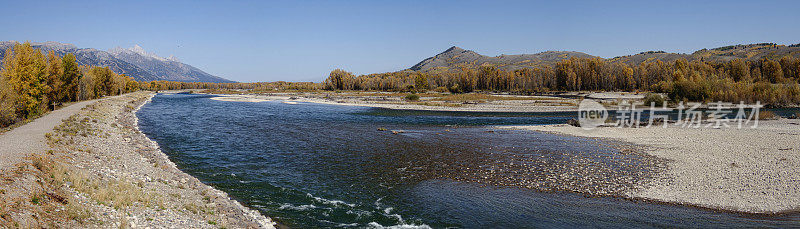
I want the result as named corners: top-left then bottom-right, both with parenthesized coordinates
top-left (0, 91), bottom-right (274, 228)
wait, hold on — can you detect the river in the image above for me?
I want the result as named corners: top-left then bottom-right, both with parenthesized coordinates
top-left (136, 93), bottom-right (800, 228)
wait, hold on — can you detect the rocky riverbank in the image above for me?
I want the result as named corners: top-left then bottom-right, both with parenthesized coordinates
top-left (0, 91), bottom-right (275, 228)
top-left (503, 119), bottom-right (800, 214)
top-left (205, 92), bottom-right (582, 112)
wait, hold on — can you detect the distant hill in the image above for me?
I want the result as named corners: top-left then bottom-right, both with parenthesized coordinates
top-left (411, 43), bottom-right (800, 71)
top-left (609, 51), bottom-right (692, 65)
top-left (610, 43), bottom-right (800, 65)
top-left (410, 46), bottom-right (596, 71)
top-left (0, 41), bottom-right (234, 83)
top-left (690, 43), bottom-right (800, 62)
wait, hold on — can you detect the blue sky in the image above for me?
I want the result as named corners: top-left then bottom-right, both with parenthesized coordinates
top-left (1, 0), bottom-right (798, 82)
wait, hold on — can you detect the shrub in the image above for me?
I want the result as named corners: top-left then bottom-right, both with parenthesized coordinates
top-left (643, 93), bottom-right (665, 106)
top-left (0, 80), bottom-right (20, 127)
top-left (405, 94), bottom-right (420, 101)
top-left (669, 80), bottom-right (708, 102)
top-left (448, 84), bottom-right (462, 94)
top-left (756, 110), bottom-right (778, 120)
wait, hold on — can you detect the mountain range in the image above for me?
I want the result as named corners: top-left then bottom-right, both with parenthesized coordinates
top-left (3, 41), bottom-right (798, 82)
top-left (0, 41), bottom-right (234, 83)
top-left (410, 46), bottom-right (594, 71)
top-left (409, 43), bottom-right (800, 72)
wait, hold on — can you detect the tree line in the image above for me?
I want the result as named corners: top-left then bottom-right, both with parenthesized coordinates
top-left (323, 56), bottom-right (800, 105)
top-left (128, 55), bottom-right (800, 106)
top-left (0, 42), bottom-right (138, 127)
top-left (137, 80), bottom-right (321, 92)
top-left (6, 40), bottom-right (797, 129)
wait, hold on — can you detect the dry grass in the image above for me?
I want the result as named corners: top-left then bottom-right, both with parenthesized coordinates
top-left (183, 201), bottom-right (215, 216)
top-left (0, 155), bottom-right (92, 227)
top-left (756, 110), bottom-right (779, 120)
top-left (346, 91), bottom-right (446, 98)
top-left (199, 89), bottom-right (246, 94)
top-left (408, 102), bottom-right (464, 107)
top-left (432, 93), bottom-right (560, 102)
top-left (47, 116), bottom-right (102, 147)
top-left (38, 155), bottom-right (158, 210)
top-left (64, 198), bottom-right (91, 222)
top-left (252, 88), bottom-right (325, 93)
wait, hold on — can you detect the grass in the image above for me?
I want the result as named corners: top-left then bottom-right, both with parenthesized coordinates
top-left (30, 196), bottom-right (41, 205)
top-left (184, 202), bottom-right (215, 215)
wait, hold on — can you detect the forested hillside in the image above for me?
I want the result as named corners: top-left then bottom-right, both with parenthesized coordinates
top-left (131, 43), bottom-right (800, 106)
top-left (323, 43), bottom-right (800, 105)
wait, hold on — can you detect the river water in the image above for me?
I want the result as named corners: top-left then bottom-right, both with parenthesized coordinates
top-left (137, 94), bottom-right (800, 228)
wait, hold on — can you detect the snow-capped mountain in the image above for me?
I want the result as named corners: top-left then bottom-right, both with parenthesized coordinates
top-left (0, 41), bottom-right (233, 83)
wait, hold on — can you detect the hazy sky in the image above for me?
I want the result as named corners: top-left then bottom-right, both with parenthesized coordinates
top-left (2, 0), bottom-right (798, 82)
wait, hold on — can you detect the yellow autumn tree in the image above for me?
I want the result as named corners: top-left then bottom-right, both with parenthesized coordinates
top-left (0, 75), bottom-right (20, 126)
top-left (45, 50), bottom-right (63, 106)
top-left (60, 53), bottom-right (81, 102)
top-left (0, 42), bottom-right (49, 118)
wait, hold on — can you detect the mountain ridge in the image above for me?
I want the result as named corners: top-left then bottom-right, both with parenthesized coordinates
top-left (410, 46), bottom-right (596, 71)
top-left (108, 45), bottom-right (231, 83)
top-left (0, 41), bottom-right (234, 83)
top-left (409, 43), bottom-right (800, 72)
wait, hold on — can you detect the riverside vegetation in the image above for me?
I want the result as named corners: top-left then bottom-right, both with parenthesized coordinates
top-left (317, 56), bottom-right (800, 105)
top-left (134, 45), bottom-right (800, 107)
top-left (1, 42), bottom-right (138, 129)
top-left (6, 41), bottom-right (798, 118)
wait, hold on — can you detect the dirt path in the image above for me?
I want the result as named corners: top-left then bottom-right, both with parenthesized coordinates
top-left (0, 99), bottom-right (97, 171)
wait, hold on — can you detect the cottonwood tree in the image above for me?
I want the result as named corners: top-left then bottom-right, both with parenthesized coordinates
top-left (60, 53), bottom-right (81, 102)
top-left (0, 42), bottom-right (49, 117)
